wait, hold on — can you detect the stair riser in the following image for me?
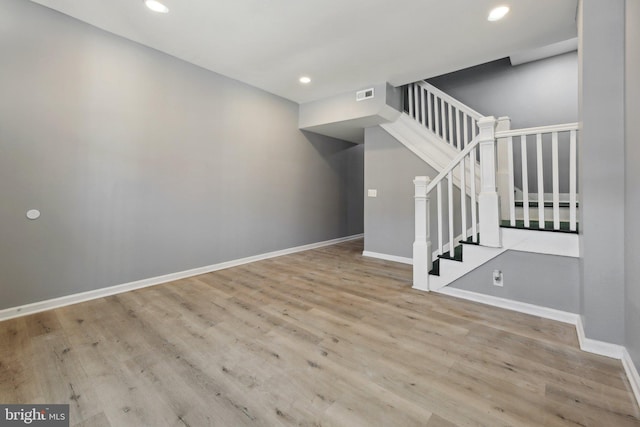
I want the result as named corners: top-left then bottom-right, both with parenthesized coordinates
top-left (513, 206), bottom-right (575, 222)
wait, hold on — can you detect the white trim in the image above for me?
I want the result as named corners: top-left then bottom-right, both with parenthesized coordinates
top-left (495, 122), bottom-right (579, 138)
top-left (362, 251), bottom-right (413, 265)
top-left (0, 234), bottom-right (364, 322)
top-left (434, 287), bottom-right (580, 325)
top-left (575, 316), bottom-right (625, 359)
top-left (436, 286), bottom-right (639, 408)
top-left (502, 228), bottom-right (579, 258)
top-left (622, 348), bottom-right (640, 408)
top-left (437, 288), bottom-right (629, 358)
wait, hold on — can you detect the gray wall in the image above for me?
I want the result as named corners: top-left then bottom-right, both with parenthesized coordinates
top-left (364, 127), bottom-right (435, 258)
top-left (625, 0), bottom-right (640, 368)
top-left (578, 0), bottom-right (625, 344)
top-left (0, 0), bottom-right (363, 309)
top-left (364, 126), bottom-right (467, 259)
top-left (449, 251), bottom-right (580, 313)
top-left (299, 83), bottom-right (394, 129)
top-left (428, 53), bottom-right (578, 129)
top-left (428, 53), bottom-right (578, 193)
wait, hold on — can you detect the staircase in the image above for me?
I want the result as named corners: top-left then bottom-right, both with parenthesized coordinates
top-left (398, 82), bottom-right (579, 292)
top-left (381, 81), bottom-right (482, 194)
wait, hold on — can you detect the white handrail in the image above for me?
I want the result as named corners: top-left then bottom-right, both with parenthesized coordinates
top-left (496, 122), bottom-right (578, 138)
top-left (426, 136), bottom-right (480, 193)
top-left (416, 81), bottom-right (483, 121)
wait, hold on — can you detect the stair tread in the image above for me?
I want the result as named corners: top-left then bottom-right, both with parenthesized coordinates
top-left (460, 236), bottom-right (480, 246)
top-left (515, 201), bottom-right (579, 208)
top-left (437, 244), bottom-right (463, 262)
top-left (500, 220), bottom-right (579, 234)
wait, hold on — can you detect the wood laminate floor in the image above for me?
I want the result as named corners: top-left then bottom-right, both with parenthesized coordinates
top-left (1, 239), bottom-right (639, 426)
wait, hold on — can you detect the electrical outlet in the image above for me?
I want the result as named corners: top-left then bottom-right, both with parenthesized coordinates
top-left (492, 270), bottom-right (503, 287)
top-left (367, 189), bottom-right (377, 198)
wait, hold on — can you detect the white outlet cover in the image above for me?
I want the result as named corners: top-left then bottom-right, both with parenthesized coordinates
top-left (26, 209), bottom-right (41, 220)
top-left (492, 269), bottom-right (503, 286)
top-left (367, 189), bottom-right (377, 197)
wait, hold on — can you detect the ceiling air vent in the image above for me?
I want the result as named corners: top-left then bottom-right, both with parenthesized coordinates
top-left (356, 88), bottom-right (375, 101)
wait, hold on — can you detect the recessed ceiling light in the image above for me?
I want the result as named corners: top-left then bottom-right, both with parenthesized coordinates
top-left (145, 0), bottom-right (169, 13)
top-left (488, 6), bottom-right (509, 21)
top-left (299, 76), bottom-right (311, 84)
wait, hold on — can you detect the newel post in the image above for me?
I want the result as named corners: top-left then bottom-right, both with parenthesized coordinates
top-left (496, 116), bottom-right (512, 222)
top-left (413, 176), bottom-right (431, 291)
top-left (477, 116), bottom-right (502, 248)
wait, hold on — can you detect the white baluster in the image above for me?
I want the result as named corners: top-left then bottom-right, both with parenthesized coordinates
top-left (414, 85), bottom-right (420, 122)
top-left (426, 91), bottom-right (433, 133)
top-left (448, 170), bottom-right (454, 255)
top-left (463, 114), bottom-right (469, 148)
top-left (448, 103), bottom-right (454, 146)
top-left (521, 135), bottom-right (530, 228)
top-left (569, 130), bottom-right (577, 231)
top-left (408, 84), bottom-right (414, 118)
top-left (434, 96), bottom-right (441, 137)
top-left (460, 157), bottom-right (467, 241)
top-left (437, 181), bottom-right (443, 255)
top-left (440, 98), bottom-right (447, 141)
top-left (496, 116), bottom-right (511, 222)
top-left (470, 146), bottom-right (478, 242)
top-left (420, 87), bottom-right (426, 127)
top-left (478, 116), bottom-right (501, 247)
top-left (507, 136), bottom-right (516, 226)
top-left (536, 133), bottom-right (545, 228)
top-left (552, 132), bottom-right (560, 230)
top-left (456, 109), bottom-right (462, 149)
top-left (413, 176), bottom-right (431, 291)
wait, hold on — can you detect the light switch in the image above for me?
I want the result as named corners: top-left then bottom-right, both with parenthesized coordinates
top-left (367, 189), bottom-right (377, 198)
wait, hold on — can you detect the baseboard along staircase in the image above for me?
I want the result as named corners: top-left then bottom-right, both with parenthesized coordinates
top-left (395, 81), bottom-right (579, 291)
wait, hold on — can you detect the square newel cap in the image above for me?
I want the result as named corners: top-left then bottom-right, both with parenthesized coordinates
top-left (477, 116), bottom-right (497, 140)
top-left (413, 176), bottom-right (430, 197)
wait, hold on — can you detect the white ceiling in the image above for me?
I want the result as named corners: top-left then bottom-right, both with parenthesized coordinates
top-left (29, 0), bottom-right (578, 104)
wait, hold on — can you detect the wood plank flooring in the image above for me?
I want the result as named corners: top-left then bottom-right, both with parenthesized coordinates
top-left (1, 239), bottom-right (639, 426)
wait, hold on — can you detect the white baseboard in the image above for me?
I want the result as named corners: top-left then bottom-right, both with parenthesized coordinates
top-left (434, 287), bottom-right (580, 325)
top-left (0, 234), bottom-right (364, 322)
top-left (362, 251), bottom-right (413, 265)
top-left (574, 316), bottom-right (625, 359)
top-left (622, 348), bottom-right (640, 408)
top-left (435, 286), bottom-right (640, 408)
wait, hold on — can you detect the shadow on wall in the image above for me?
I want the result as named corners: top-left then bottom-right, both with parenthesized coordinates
top-left (302, 130), bottom-right (364, 237)
top-left (303, 130), bottom-right (357, 156)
